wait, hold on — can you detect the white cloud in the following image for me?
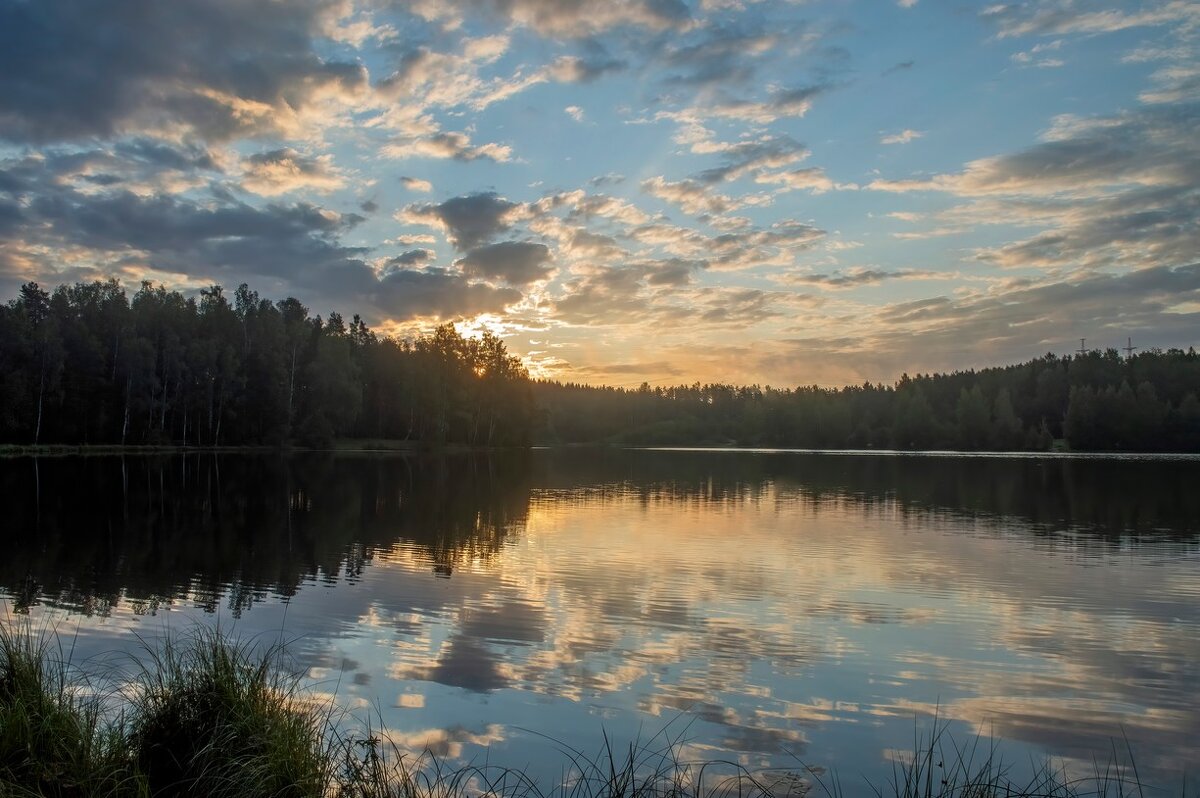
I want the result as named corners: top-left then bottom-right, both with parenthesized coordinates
top-left (881, 129), bottom-right (924, 145)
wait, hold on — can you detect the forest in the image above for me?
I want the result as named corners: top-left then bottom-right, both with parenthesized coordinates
top-left (535, 348), bottom-right (1200, 452)
top-left (0, 280), bottom-right (535, 447)
top-left (3, 279), bottom-right (1200, 452)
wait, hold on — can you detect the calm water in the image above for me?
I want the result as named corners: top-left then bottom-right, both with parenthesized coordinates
top-left (2, 450), bottom-right (1198, 793)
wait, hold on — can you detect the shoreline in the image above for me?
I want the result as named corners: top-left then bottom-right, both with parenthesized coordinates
top-left (0, 439), bottom-right (526, 457)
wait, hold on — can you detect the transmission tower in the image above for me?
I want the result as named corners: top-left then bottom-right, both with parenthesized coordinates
top-left (1124, 337), bottom-right (1138, 358)
top-left (1077, 338), bottom-right (1087, 356)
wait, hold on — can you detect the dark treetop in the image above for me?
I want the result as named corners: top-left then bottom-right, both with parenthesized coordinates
top-left (0, 280), bottom-right (535, 448)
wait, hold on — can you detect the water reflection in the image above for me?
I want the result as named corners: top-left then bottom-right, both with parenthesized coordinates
top-left (3, 452), bottom-right (531, 614)
top-left (1, 450), bottom-right (1198, 792)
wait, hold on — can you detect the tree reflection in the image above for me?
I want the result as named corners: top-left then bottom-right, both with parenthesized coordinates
top-left (1, 451), bottom-right (531, 615)
top-left (2, 449), bottom-right (1196, 616)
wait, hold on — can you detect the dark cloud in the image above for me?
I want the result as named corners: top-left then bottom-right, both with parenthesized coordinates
top-left (374, 266), bottom-right (521, 319)
top-left (407, 635), bottom-right (510, 692)
top-left (456, 241), bottom-right (553, 285)
top-left (645, 258), bottom-right (705, 286)
top-left (459, 599), bottom-right (545, 644)
top-left (402, 192), bottom-right (521, 250)
top-left (554, 266), bottom-right (656, 324)
top-left (697, 288), bottom-right (779, 326)
top-left (882, 60), bottom-right (915, 76)
top-left (979, 185), bottom-right (1200, 271)
top-left (659, 26), bottom-right (780, 87)
top-left (0, 0), bottom-right (366, 144)
top-left (873, 102), bottom-right (1200, 196)
top-left (847, 263), bottom-right (1200, 366)
top-left (387, 249), bottom-right (434, 267)
top-left (0, 153), bottom-right (518, 323)
top-left (0, 142), bottom-right (221, 198)
top-left (113, 139), bottom-right (221, 172)
top-left (546, 54), bottom-right (628, 82)
top-left (589, 173), bottom-right (626, 187)
top-left (873, 102), bottom-right (1200, 274)
top-left (683, 83), bottom-right (830, 125)
top-left (694, 136), bottom-right (810, 184)
top-left (552, 260), bottom-right (713, 324)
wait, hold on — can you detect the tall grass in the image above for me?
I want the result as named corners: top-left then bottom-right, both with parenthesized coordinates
top-left (128, 630), bottom-right (331, 798)
top-left (0, 625), bottom-right (134, 797)
top-left (0, 622), bottom-right (1188, 798)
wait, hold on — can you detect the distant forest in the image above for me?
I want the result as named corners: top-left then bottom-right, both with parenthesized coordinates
top-left (3, 280), bottom-right (1199, 452)
top-left (535, 350), bottom-right (1200, 452)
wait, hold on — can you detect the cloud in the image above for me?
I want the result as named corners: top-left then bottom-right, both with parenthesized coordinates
top-left (0, 0), bottom-right (367, 144)
top-left (399, 192), bottom-right (524, 251)
top-left (642, 176), bottom-right (746, 216)
top-left (240, 149), bottom-right (345, 197)
top-left (0, 151), bottom-right (521, 324)
top-left (386, 249), bottom-right (434, 267)
top-left (374, 266), bottom-right (521, 320)
top-left (401, 177), bottom-right (434, 193)
top-left (880, 129), bottom-right (923, 145)
top-left (755, 168), bottom-right (840, 193)
top-left (974, 185), bottom-right (1200, 271)
top-left (705, 84), bottom-right (828, 124)
top-left (982, 1), bottom-right (1200, 39)
top-left (381, 131), bottom-right (512, 162)
top-left (456, 241), bottom-right (554, 285)
top-left (867, 263), bottom-right (1200, 361)
top-left (658, 26), bottom-right (781, 88)
top-left (565, 106), bottom-right (585, 122)
top-left (407, 0), bottom-right (693, 38)
top-left (693, 136), bottom-right (811, 182)
top-left (1011, 39), bottom-right (1065, 68)
top-left (544, 54), bottom-right (627, 83)
top-left (0, 140), bottom-right (223, 198)
top-left (868, 98), bottom-right (1200, 275)
top-left (782, 267), bottom-right (940, 289)
top-left (869, 103), bottom-right (1200, 197)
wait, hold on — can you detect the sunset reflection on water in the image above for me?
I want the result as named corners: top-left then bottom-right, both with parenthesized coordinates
top-left (2, 450), bottom-right (1197, 792)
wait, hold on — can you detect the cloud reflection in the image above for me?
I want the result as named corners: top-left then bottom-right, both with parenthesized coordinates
top-left (2, 450), bottom-right (1198, 787)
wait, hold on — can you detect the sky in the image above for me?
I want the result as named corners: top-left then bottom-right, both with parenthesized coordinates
top-left (1, 0), bottom-right (1198, 387)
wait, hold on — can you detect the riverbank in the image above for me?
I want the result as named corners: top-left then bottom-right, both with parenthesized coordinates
top-left (0, 439), bottom-right (520, 457)
top-left (0, 625), bottom-right (1160, 798)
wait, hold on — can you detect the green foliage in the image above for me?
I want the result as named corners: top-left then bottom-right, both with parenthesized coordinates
top-left (0, 282), bottom-right (536, 448)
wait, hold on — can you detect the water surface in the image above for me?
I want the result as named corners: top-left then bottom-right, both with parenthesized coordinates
top-left (2, 450), bottom-right (1197, 793)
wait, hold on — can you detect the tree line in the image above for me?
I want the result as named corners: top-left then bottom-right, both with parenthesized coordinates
top-left (0, 280), bottom-right (535, 447)
top-left (535, 348), bottom-right (1200, 452)
top-left (4, 279), bottom-right (1199, 452)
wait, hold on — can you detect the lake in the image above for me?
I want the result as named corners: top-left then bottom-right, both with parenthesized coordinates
top-left (2, 449), bottom-right (1198, 794)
